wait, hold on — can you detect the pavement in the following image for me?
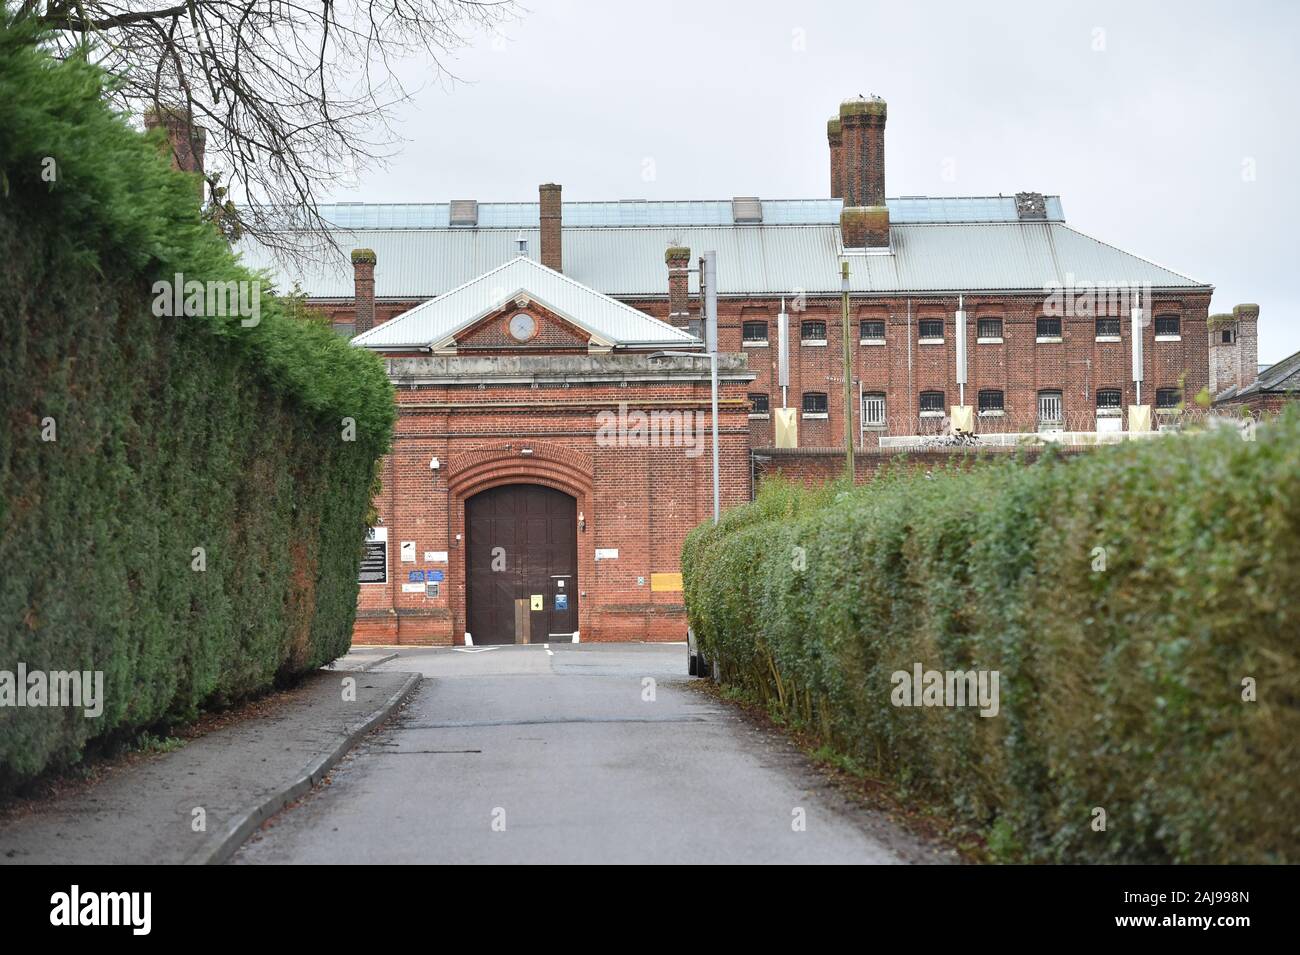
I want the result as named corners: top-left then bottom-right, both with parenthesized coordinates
top-left (0, 667), bottom-right (418, 864)
top-left (232, 643), bottom-right (952, 864)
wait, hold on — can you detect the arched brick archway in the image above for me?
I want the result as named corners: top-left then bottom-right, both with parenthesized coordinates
top-left (446, 444), bottom-right (594, 645)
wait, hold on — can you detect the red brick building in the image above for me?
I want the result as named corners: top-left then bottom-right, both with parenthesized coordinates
top-left (244, 94), bottom-right (1233, 645)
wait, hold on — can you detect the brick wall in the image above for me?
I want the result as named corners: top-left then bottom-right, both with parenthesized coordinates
top-left (753, 444), bottom-right (1094, 488)
top-left (357, 373), bottom-right (752, 646)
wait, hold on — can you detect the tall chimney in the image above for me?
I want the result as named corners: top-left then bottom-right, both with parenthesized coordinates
top-left (144, 106), bottom-right (206, 198)
top-left (827, 117), bottom-right (843, 199)
top-left (665, 246), bottom-right (692, 330)
top-left (539, 183), bottom-right (563, 272)
top-left (1234, 303), bottom-right (1260, 387)
top-left (352, 249), bottom-right (376, 335)
top-left (838, 94), bottom-right (890, 248)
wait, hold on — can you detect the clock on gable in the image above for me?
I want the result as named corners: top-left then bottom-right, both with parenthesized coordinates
top-left (508, 312), bottom-right (538, 342)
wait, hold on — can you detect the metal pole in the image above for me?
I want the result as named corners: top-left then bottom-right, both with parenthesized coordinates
top-left (711, 351), bottom-right (720, 524)
top-left (702, 250), bottom-right (720, 524)
top-left (841, 260), bottom-right (854, 483)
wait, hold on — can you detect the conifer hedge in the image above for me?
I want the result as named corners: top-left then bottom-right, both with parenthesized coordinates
top-left (683, 419), bottom-right (1300, 863)
top-left (0, 19), bottom-right (395, 788)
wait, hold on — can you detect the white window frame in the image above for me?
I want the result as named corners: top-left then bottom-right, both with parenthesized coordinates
top-left (862, 392), bottom-right (887, 429)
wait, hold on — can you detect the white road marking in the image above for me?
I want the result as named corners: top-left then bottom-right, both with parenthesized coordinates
top-left (453, 647), bottom-right (500, 654)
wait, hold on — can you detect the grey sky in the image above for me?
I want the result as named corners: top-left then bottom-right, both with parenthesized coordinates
top-left (329, 0), bottom-right (1297, 362)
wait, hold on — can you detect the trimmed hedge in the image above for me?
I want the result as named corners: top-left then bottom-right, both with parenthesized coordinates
top-left (684, 419), bottom-right (1300, 863)
top-left (0, 20), bottom-right (395, 788)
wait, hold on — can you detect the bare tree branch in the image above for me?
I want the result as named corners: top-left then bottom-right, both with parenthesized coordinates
top-left (17, 0), bottom-right (519, 266)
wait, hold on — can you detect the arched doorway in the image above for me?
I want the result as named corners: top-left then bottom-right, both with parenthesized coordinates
top-left (466, 484), bottom-right (578, 645)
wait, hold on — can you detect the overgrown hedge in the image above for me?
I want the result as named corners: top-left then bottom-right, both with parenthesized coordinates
top-left (684, 419), bottom-right (1300, 863)
top-left (0, 19), bottom-right (395, 789)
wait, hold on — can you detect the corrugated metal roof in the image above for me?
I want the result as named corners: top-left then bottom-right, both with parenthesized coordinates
top-left (307, 195), bottom-right (1065, 230)
top-left (240, 219), bottom-right (1208, 301)
top-left (349, 255), bottom-right (700, 349)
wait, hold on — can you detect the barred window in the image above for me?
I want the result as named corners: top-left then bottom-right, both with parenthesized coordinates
top-left (1156, 387), bottom-right (1182, 409)
top-left (801, 320), bottom-right (827, 341)
top-left (1038, 390), bottom-right (1063, 423)
top-left (862, 392), bottom-right (886, 426)
top-left (802, 392), bottom-right (828, 414)
top-left (859, 319), bottom-right (885, 341)
top-left (1095, 317), bottom-right (1120, 337)
top-left (918, 319), bottom-right (944, 339)
top-left (1037, 316), bottom-right (1062, 338)
top-left (978, 389), bottom-right (1004, 412)
top-left (919, 390), bottom-right (945, 413)
top-left (1155, 314), bottom-right (1181, 336)
top-left (977, 317), bottom-right (1003, 339)
top-left (742, 320), bottom-right (768, 342)
top-left (1096, 389), bottom-right (1122, 409)
top-left (748, 392), bottom-right (769, 414)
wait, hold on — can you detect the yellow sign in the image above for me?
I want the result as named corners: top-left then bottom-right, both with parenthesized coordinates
top-left (650, 573), bottom-right (683, 593)
top-left (530, 594), bottom-right (543, 611)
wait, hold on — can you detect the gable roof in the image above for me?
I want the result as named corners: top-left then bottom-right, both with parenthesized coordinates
top-left (239, 197), bottom-right (1210, 302)
top-left (1224, 347), bottom-right (1300, 401)
top-left (348, 254), bottom-right (700, 350)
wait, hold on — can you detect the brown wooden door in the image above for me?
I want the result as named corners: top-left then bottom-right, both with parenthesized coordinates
top-left (467, 484), bottom-right (578, 645)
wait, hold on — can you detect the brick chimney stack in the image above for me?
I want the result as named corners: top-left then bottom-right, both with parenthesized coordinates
top-left (838, 95), bottom-right (890, 248)
top-left (827, 117), bottom-right (843, 199)
top-left (665, 246), bottom-right (692, 330)
top-left (144, 106), bottom-right (206, 197)
top-left (1234, 303), bottom-right (1260, 387)
top-left (540, 183), bottom-right (563, 273)
top-left (352, 249), bottom-right (377, 336)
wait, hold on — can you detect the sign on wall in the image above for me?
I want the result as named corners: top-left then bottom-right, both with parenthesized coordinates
top-left (400, 541), bottom-right (416, 563)
top-left (359, 527), bottom-right (387, 584)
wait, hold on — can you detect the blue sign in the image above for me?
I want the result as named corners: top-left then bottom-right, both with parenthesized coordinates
top-left (408, 570), bottom-right (425, 583)
top-left (555, 594), bottom-right (568, 610)
top-left (428, 570), bottom-right (445, 582)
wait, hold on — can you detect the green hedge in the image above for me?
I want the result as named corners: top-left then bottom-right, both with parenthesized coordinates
top-left (683, 419), bottom-right (1300, 863)
top-left (0, 19), bottom-right (395, 788)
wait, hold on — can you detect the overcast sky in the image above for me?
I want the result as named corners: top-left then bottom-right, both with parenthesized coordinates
top-left (332, 0), bottom-right (1297, 362)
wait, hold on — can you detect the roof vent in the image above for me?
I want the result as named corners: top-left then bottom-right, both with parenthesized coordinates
top-left (732, 197), bottom-right (763, 223)
top-left (1014, 192), bottom-right (1047, 220)
top-left (450, 199), bottom-right (478, 226)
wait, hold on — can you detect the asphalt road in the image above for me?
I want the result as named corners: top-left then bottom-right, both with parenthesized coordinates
top-left (232, 643), bottom-right (948, 864)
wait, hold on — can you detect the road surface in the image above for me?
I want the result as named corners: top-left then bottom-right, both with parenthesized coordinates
top-left (232, 643), bottom-right (948, 864)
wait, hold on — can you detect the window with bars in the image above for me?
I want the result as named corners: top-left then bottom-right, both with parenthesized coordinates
top-left (802, 392), bottom-right (828, 414)
top-left (978, 389), bottom-right (1004, 412)
top-left (862, 392), bottom-right (886, 426)
top-left (748, 393), bottom-right (769, 414)
top-left (918, 319), bottom-right (944, 340)
top-left (1038, 390), bottom-right (1063, 423)
top-left (1156, 387), bottom-right (1182, 409)
top-left (742, 321), bottom-right (768, 342)
top-left (1037, 316), bottom-right (1062, 338)
top-left (919, 390), bottom-right (945, 413)
top-left (977, 317), bottom-right (1003, 339)
top-left (801, 320), bottom-right (827, 342)
top-left (859, 319), bottom-right (885, 341)
top-left (1095, 317), bottom-right (1121, 337)
top-left (1096, 389), bottom-right (1122, 409)
top-left (1155, 314), bottom-right (1181, 336)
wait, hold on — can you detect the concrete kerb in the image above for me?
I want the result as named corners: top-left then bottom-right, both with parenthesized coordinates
top-left (203, 671), bottom-right (421, 864)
